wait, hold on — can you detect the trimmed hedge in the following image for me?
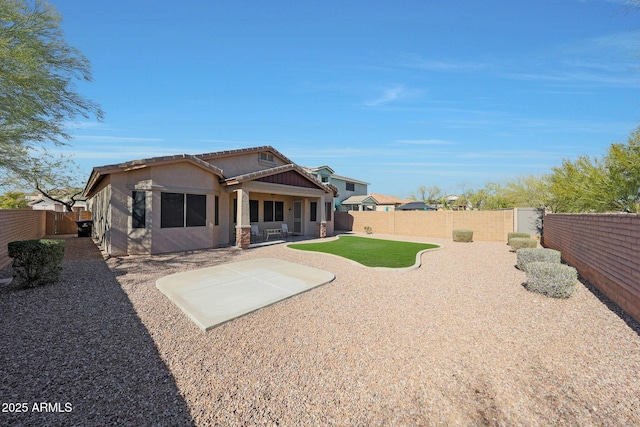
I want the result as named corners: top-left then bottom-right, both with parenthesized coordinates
top-left (525, 262), bottom-right (577, 298)
top-left (508, 232), bottom-right (531, 245)
top-left (516, 248), bottom-right (561, 272)
top-left (452, 229), bottom-right (473, 242)
top-left (7, 239), bottom-right (66, 288)
top-left (509, 237), bottom-right (537, 251)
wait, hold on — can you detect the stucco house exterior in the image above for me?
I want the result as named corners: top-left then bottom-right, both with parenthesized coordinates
top-left (304, 166), bottom-right (368, 211)
top-left (340, 193), bottom-right (410, 212)
top-left (83, 146), bottom-right (337, 255)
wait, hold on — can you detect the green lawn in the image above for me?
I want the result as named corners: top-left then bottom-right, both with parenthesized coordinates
top-left (288, 235), bottom-right (439, 268)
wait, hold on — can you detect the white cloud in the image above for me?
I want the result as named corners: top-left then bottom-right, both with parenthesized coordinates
top-left (395, 139), bottom-right (457, 145)
top-left (364, 85), bottom-right (408, 107)
top-left (399, 55), bottom-right (488, 72)
top-left (70, 135), bottom-right (164, 143)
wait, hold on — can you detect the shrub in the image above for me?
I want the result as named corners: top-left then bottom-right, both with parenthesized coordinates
top-left (508, 232), bottom-right (531, 245)
top-left (525, 262), bottom-right (577, 298)
top-left (364, 226), bottom-right (373, 234)
top-left (509, 237), bottom-right (537, 251)
top-left (452, 229), bottom-right (473, 242)
top-left (516, 248), bottom-right (561, 272)
top-left (7, 239), bottom-right (66, 288)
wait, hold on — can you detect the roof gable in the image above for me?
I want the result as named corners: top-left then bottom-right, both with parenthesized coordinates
top-left (369, 193), bottom-right (411, 205)
top-left (83, 154), bottom-right (224, 197)
top-left (196, 146), bottom-right (293, 165)
top-left (341, 195), bottom-right (378, 205)
top-left (222, 164), bottom-right (337, 195)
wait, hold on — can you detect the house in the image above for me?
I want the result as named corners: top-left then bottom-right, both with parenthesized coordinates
top-left (368, 194), bottom-right (411, 211)
top-left (304, 166), bottom-right (368, 211)
top-left (339, 193), bottom-right (411, 212)
top-left (340, 194), bottom-right (378, 211)
top-left (396, 201), bottom-right (438, 211)
top-left (83, 146), bottom-right (338, 255)
top-left (29, 194), bottom-right (87, 212)
top-left (444, 194), bottom-right (471, 211)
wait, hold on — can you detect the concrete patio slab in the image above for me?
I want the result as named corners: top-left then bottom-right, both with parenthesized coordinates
top-left (156, 258), bottom-right (335, 331)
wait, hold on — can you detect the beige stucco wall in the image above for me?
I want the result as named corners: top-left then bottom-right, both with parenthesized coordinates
top-left (144, 162), bottom-right (224, 254)
top-left (204, 151), bottom-right (288, 178)
top-left (88, 175), bottom-right (113, 254)
top-left (89, 162), bottom-right (230, 256)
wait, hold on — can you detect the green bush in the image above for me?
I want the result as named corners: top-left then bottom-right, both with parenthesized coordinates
top-left (7, 239), bottom-right (66, 288)
top-left (525, 262), bottom-right (577, 298)
top-left (516, 248), bottom-right (561, 272)
top-left (509, 237), bottom-right (537, 251)
top-left (452, 229), bottom-right (473, 242)
top-left (508, 232), bottom-right (531, 245)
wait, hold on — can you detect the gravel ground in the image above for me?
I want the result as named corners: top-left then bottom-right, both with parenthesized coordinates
top-left (1, 233), bottom-right (639, 426)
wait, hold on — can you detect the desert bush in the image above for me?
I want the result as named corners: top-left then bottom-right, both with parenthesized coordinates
top-left (364, 226), bottom-right (373, 234)
top-left (525, 262), bottom-right (577, 298)
top-left (7, 239), bottom-right (66, 288)
top-left (452, 229), bottom-right (473, 242)
top-left (508, 232), bottom-right (531, 245)
top-left (517, 248), bottom-right (561, 271)
top-left (509, 237), bottom-right (537, 251)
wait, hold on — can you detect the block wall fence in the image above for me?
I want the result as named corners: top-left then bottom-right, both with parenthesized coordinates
top-left (543, 213), bottom-right (640, 324)
top-left (335, 209), bottom-right (515, 242)
top-left (0, 210), bottom-right (47, 269)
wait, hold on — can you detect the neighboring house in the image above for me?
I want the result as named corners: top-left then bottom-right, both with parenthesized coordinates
top-left (369, 193), bottom-right (411, 211)
top-left (444, 194), bottom-right (471, 211)
top-left (396, 201), bottom-right (438, 211)
top-left (339, 193), bottom-right (410, 211)
top-left (83, 146), bottom-right (338, 255)
top-left (29, 195), bottom-right (87, 212)
top-left (340, 194), bottom-right (378, 211)
top-left (304, 166), bottom-right (368, 211)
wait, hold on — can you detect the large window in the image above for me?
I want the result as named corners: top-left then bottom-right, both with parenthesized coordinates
top-left (161, 192), bottom-right (206, 228)
top-left (214, 196), bottom-right (219, 226)
top-left (346, 182), bottom-right (355, 191)
top-left (250, 200), bottom-right (259, 222)
top-left (310, 201), bottom-right (317, 222)
top-left (132, 191), bottom-right (146, 229)
top-left (264, 200), bottom-right (284, 222)
top-left (186, 194), bottom-right (206, 227)
top-left (325, 202), bottom-right (332, 221)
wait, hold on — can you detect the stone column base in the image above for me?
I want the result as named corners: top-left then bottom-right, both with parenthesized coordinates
top-left (318, 221), bottom-right (327, 238)
top-left (236, 226), bottom-right (251, 249)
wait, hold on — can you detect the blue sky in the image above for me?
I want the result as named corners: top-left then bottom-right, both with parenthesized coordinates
top-left (51, 0), bottom-right (640, 197)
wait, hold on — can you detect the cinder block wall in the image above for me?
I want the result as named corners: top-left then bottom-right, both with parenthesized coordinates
top-left (543, 213), bottom-right (640, 323)
top-left (335, 210), bottom-right (514, 241)
top-left (0, 210), bottom-right (47, 269)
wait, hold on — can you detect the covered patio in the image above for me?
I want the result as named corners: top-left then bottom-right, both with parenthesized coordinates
top-left (222, 164), bottom-right (338, 248)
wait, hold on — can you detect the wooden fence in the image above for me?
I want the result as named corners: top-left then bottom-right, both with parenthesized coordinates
top-left (45, 211), bottom-right (92, 235)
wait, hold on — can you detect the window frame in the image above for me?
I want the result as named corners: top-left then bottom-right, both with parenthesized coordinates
top-left (264, 200), bottom-right (284, 222)
top-left (310, 201), bottom-right (317, 222)
top-left (186, 194), bottom-right (206, 227)
top-left (132, 190), bottom-right (146, 229)
top-left (160, 192), bottom-right (207, 228)
top-left (325, 202), bottom-right (332, 222)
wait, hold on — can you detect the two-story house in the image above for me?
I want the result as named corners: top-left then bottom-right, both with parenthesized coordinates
top-left (304, 166), bottom-right (369, 212)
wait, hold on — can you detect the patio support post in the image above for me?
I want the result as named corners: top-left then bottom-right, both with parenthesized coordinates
top-left (235, 188), bottom-right (251, 249)
top-left (318, 196), bottom-right (327, 238)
